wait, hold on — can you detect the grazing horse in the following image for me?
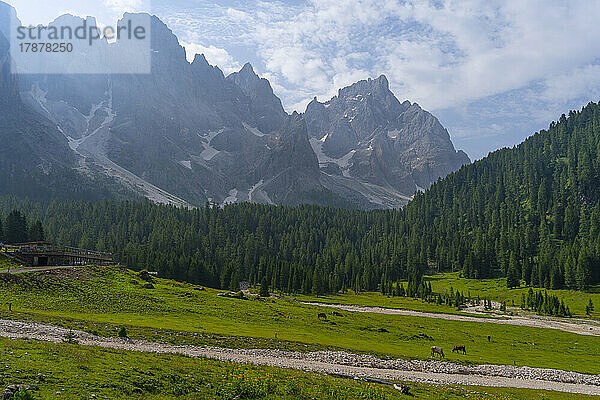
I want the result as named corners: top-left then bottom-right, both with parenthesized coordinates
top-left (452, 345), bottom-right (466, 354)
top-left (318, 312), bottom-right (327, 320)
top-left (431, 346), bottom-right (445, 358)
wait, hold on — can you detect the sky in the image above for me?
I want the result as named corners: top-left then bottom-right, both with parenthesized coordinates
top-left (7, 0), bottom-right (600, 159)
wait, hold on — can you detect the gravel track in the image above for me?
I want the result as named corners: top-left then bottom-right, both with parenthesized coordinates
top-left (301, 301), bottom-right (600, 337)
top-left (1, 319), bottom-right (598, 395)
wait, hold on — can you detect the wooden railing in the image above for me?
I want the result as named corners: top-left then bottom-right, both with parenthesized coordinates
top-left (0, 244), bottom-right (112, 262)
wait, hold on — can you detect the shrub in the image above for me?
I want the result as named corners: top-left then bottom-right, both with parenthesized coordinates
top-left (14, 391), bottom-right (36, 400)
top-left (63, 330), bottom-right (78, 344)
top-left (118, 327), bottom-right (128, 338)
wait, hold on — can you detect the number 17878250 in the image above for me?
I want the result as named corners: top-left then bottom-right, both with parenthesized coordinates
top-left (19, 42), bottom-right (74, 53)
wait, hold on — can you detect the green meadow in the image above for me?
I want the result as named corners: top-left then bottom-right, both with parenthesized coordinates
top-left (426, 272), bottom-right (600, 318)
top-left (0, 336), bottom-right (588, 400)
top-left (297, 272), bottom-right (600, 319)
top-left (0, 254), bottom-right (19, 271)
top-left (0, 267), bottom-right (599, 375)
top-left (291, 291), bottom-right (471, 315)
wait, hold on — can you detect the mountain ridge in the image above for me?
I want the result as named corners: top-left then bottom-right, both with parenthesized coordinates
top-left (0, 3), bottom-right (469, 209)
top-left (0, 10), bottom-right (120, 202)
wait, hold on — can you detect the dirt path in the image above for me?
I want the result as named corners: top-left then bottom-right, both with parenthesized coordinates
top-left (0, 319), bottom-right (598, 395)
top-left (301, 301), bottom-right (600, 337)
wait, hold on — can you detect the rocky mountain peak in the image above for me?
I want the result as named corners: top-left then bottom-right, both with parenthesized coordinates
top-left (337, 74), bottom-right (392, 100)
top-left (372, 74), bottom-right (389, 90)
top-left (239, 62), bottom-right (258, 78)
top-left (375, 74), bottom-right (389, 84)
top-left (147, 14), bottom-right (186, 60)
top-left (192, 53), bottom-right (209, 66)
top-left (306, 76), bottom-right (406, 148)
top-left (228, 63), bottom-right (264, 94)
top-left (306, 96), bottom-right (325, 111)
top-left (227, 63), bottom-right (285, 133)
top-left (304, 75), bottom-right (470, 205)
top-left (190, 53), bottom-right (225, 80)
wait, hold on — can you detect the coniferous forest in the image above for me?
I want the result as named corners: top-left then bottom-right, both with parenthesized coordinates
top-left (2, 102), bottom-right (600, 293)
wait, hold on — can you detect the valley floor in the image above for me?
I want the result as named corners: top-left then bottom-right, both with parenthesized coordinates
top-left (1, 266), bottom-right (599, 398)
top-left (0, 319), bottom-right (599, 395)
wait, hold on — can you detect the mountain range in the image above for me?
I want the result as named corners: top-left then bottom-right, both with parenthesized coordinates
top-left (0, 2), bottom-right (469, 209)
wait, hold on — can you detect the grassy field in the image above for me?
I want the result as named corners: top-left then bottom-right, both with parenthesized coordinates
top-left (296, 273), bottom-right (600, 319)
top-left (0, 337), bottom-right (588, 400)
top-left (0, 254), bottom-right (19, 271)
top-left (291, 291), bottom-right (498, 318)
top-left (425, 272), bottom-right (600, 318)
top-left (0, 267), bottom-right (599, 375)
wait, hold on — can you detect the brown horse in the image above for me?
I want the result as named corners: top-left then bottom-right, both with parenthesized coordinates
top-left (431, 346), bottom-right (445, 358)
top-left (452, 345), bottom-right (466, 354)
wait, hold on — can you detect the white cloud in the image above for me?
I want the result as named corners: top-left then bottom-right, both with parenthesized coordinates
top-left (226, 8), bottom-right (252, 23)
top-left (182, 41), bottom-right (241, 75)
top-left (103, 0), bottom-right (143, 13)
top-left (231, 0), bottom-right (600, 112)
top-left (541, 65), bottom-right (600, 104)
top-left (157, 0), bottom-right (600, 158)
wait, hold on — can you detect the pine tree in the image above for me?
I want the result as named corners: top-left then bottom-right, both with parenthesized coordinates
top-left (564, 254), bottom-right (576, 289)
top-left (4, 210), bottom-right (28, 244)
top-left (576, 249), bottom-right (592, 291)
top-left (312, 269), bottom-right (321, 295)
top-left (399, 283), bottom-right (405, 297)
top-left (259, 276), bottom-right (270, 297)
top-left (586, 299), bottom-right (595, 316)
top-left (506, 252), bottom-right (520, 288)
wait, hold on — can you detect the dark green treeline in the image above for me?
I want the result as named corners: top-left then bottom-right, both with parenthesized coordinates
top-left (0, 199), bottom-right (423, 294)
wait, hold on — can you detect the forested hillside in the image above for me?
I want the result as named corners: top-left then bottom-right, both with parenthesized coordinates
top-left (406, 102), bottom-right (600, 290)
top-left (1, 102), bottom-right (600, 293)
top-left (0, 199), bottom-right (420, 294)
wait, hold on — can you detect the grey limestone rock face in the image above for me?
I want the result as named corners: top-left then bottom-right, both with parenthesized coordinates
top-left (304, 75), bottom-right (470, 207)
top-left (0, 2), bottom-right (468, 209)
